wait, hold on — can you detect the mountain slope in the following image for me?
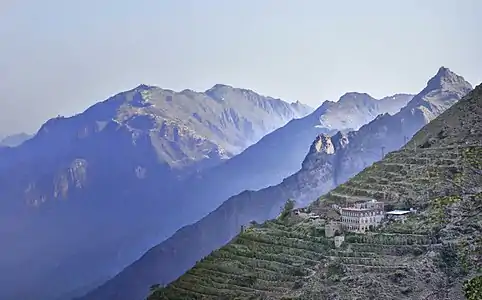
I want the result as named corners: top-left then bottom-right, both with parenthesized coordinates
top-left (326, 67), bottom-right (473, 195)
top-left (165, 92), bottom-right (413, 225)
top-left (193, 92), bottom-right (412, 190)
top-left (83, 67), bottom-right (468, 300)
top-left (0, 84), bottom-right (310, 300)
top-left (148, 82), bottom-right (482, 300)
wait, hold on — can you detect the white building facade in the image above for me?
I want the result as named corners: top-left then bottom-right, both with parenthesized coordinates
top-left (341, 199), bottom-right (385, 233)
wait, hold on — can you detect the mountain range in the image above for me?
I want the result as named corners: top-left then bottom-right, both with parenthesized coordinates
top-left (81, 68), bottom-right (472, 300)
top-left (157, 92), bottom-right (414, 230)
top-left (147, 75), bottom-right (482, 299)
top-left (0, 84), bottom-right (312, 300)
top-left (0, 132), bottom-right (32, 147)
top-left (0, 82), bottom-right (411, 300)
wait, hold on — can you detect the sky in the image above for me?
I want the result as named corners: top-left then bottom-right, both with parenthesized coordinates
top-left (1, 0), bottom-right (481, 136)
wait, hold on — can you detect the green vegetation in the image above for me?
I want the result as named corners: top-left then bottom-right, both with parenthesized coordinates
top-left (149, 141), bottom-right (481, 299)
top-left (429, 195), bottom-right (462, 225)
top-left (147, 218), bottom-right (332, 299)
top-left (464, 276), bottom-right (482, 300)
top-left (279, 199), bottom-right (295, 220)
top-left (326, 262), bottom-right (345, 281)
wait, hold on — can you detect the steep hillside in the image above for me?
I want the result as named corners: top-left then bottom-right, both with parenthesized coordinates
top-left (329, 67), bottom-right (472, 192)
top-left (0, 84), bottom-right (310, 300)
top-left (148, 82), bottom-right (482, 300)
top-left (83, 67), bottom-right (468, 300)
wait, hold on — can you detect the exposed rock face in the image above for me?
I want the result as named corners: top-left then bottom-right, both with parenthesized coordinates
top-left (0, 84), bottom-right (312, 300)
top-left (83, 68), bottom-right (470, 300)
top-left (147, 81), bottom-right (482, 300)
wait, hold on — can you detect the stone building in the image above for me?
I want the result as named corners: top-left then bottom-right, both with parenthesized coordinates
top-left (341, 199), bottom-right (385, 233)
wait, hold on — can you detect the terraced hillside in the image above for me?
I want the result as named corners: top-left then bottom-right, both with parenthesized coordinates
top-left (147, 83), bottom-right (482, 300)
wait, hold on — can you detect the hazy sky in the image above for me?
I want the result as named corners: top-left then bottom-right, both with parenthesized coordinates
top-left (1, 0), bottom-right (481, 136)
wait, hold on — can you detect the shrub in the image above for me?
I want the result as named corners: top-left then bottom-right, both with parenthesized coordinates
top-left (279, 199), bottom-right (295, 219)
top-left (463, 276), bottom-right (482, 300)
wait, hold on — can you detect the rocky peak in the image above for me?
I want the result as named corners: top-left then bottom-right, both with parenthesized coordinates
top-left (310, 134), bottom-right (335, 154)
top-left (423, 66), bottom-right (472, 95)
top-left (338, 92), bottom-right (374, 105)
top-left (402, 67), bottom-right (472, 114)
top-left (301, 134), bottom-right (340, 170)
top-left (134, 84), bottom-right (155, 91)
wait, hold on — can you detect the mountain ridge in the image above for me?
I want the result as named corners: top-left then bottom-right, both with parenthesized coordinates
top-left (81, 67), bottom-right (470, 300)
top-left (0, 83), bottom-right (311, 300)
top-left (147, 80), bottom-right (482, 300)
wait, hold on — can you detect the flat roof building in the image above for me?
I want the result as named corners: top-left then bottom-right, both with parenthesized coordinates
top-left (341, 199), bottom-right (385, 233)
top-left (386, 209), bottom-right (414, 223)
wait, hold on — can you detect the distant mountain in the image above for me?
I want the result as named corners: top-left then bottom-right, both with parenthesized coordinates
top-left (332, 67), bottom-right (472, 190)
top-left (79, 90), bottom-right (412, 300)
top-left (82, 67), bottom-right (469, 300)
top-left (165, 92), bottom-right (413, 226)
top-left (0, 132), bottom-right (32, 147)
top-left (0, 84), bottom-right (311, 300)
top-left (148, 79), bottom-right (482, 300)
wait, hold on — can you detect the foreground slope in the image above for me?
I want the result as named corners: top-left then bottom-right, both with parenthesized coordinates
top-left (0, 84), bottom-right (310, 300)
top-left (148, 82), bottom-right (482, 300)
top-left (84, 67), bottom-right (469, 300)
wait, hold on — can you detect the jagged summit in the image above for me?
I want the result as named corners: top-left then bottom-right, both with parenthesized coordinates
top-left (301, 132), bottom-right (350, 171)
top-left (405, 67), bottom-right (472, 113)
top-left (133, 84), bottom-right (156, 91)
top-left (422, 66), bottom-right (471, 95)
top-left (308, 134), bottom-right (335, 154)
